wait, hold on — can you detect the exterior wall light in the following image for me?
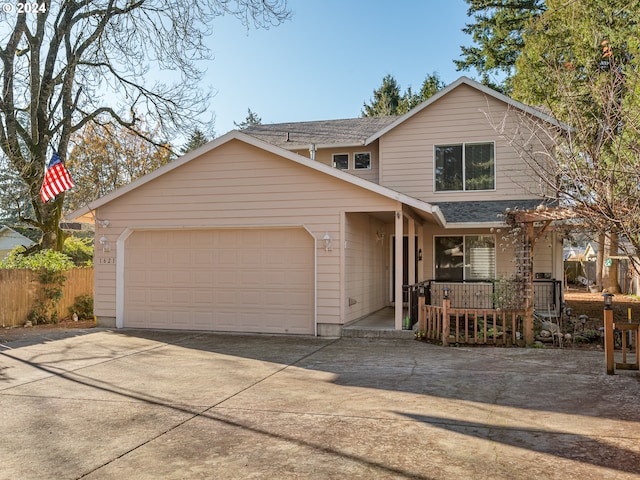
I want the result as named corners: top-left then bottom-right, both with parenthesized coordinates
top-left (442, 287), bottom-right (450, 300)
top-left (99, 235), bottom-right (110, 252)
top-left (602, 293), bottom-right (614, 310)
top-left (322, 233), bottom-right (332, 252)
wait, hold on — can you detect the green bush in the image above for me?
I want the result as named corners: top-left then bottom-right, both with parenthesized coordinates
top-left (69, 294), bottom-right (94, 320)
top-left (63, 236), bottom-right (94, 267)
top-left (0, 247), bottom-right (75, 324)
top-left (0, 247), bottom-right (75, 271)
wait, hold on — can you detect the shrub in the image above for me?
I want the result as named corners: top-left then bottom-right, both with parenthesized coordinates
top-left (63, 236), bottom-right (94, 267)
top-left (0, 247), bottom-right (75, 271)
top-left (69, 294), bottom-right (94, 320)
top-left (0, 247), bottom-right (74, 324)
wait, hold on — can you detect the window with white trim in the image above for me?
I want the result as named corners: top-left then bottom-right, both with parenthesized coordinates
top-left (434, 142), bottom-right (495, 191)
top-left (354, 152), bottom-right (371, 170)
top-left (332, 153), bottom-right (349, 170)
top-left (434, 235), bottom-right (495, 281)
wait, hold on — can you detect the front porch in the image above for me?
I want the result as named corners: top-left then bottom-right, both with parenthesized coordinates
top-left (341, 307), bottom-right (412, 339)
top-left (340, 279), bottom-right (563, 343)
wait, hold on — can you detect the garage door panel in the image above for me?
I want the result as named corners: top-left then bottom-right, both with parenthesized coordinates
top-left (150, 288), bottom-right (170, 304)
top-left (124, 228), bottom-right (314, 334)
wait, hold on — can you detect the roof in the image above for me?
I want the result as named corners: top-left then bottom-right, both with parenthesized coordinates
top-left (366, 76), bottom-right (569, 144)
top-left (243, 116), bottom-right (398, 149)
top-left (434, 200), bottom-right (549, 227)
top-left (243, 77), bottom-right (566, 150)
top-left (0, 226), bottom-right (35, 251)
top-left (67, 130), bottom-right (446, 227)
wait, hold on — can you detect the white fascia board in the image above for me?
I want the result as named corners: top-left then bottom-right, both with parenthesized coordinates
top-left (444, 221), bottom-right (505, 230)
top-left (279, 141), bottom-right (366, 151)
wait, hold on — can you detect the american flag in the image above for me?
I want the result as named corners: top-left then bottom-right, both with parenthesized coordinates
top-left (40, 150), bottom-right (74, 203)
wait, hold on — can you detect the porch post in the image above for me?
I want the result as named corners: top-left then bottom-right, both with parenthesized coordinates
top-left (408, 217), bottom-right (415, 288)
top-left (395, 210), bottom-right (403, 330)
top-left (417, 224), bottom-right (425, 282)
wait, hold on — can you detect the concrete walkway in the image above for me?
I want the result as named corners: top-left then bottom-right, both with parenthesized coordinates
top-left (1, 330), bottom-right (639, 479)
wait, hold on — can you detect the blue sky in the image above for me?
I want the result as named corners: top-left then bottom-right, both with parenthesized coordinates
top-left (205, 0), bottom-right (475, 136)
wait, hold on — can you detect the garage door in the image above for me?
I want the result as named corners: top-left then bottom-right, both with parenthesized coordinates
top-left (123, 228), bottom-right (314, 334)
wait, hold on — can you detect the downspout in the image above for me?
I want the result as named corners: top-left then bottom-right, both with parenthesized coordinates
top-left (309, 144), bottom-right (316, 161)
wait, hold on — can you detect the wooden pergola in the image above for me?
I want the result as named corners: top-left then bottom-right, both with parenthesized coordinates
top-left (504, 205), bottom-right (578, 344)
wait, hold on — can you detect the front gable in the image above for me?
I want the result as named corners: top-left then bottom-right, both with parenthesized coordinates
top-left (376, 81), bottom-right (545, 204)
top-left (97, 138), bottom-right (404, 226)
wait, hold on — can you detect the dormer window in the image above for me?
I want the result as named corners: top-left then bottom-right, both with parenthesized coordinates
top-left (435, 142), bottom-right (495, 192)
top-left (354, 152), bottom-right (371, 170)
top-left (332, 153), bottom-right (349, 170)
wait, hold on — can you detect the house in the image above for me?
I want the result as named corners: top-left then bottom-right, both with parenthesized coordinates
top-left (68, 77), bottom-right (565, 336)
top-left (0, 226), bottom-right (35, 259)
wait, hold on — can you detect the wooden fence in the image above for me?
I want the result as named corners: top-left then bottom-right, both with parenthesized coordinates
top-left (418, 296), bottom-right (526, 346)
top-left (0, 268), bottom-right (94, 327)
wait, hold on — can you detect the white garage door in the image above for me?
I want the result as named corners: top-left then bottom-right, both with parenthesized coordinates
top-left (123, 228), bottom-right (314, 334)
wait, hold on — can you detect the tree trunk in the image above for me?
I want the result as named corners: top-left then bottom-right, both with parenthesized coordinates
top-left (602, 233), bottom-right (621, 293)
top-left (38, 195), bottom-right (66, 251)
top-left (596, 232), bottom-right (605, 289)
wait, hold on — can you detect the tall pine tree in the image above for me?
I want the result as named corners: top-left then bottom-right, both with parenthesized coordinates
top-left (456, 0), bottom-right (545, 93)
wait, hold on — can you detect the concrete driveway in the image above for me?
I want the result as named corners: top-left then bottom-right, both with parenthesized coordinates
top-left (1, 330), bottom-right (639, 480)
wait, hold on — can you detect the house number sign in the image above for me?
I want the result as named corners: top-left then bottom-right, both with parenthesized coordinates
top-left (98, 257), bottom-right (116, 264)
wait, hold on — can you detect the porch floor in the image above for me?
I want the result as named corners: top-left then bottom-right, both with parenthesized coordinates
top-left (341, 307), bottom-right (414, 339)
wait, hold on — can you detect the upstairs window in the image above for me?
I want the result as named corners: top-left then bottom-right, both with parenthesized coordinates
top-left (434, 235), bottom-right (495, 281)
top-left (354, 152), bottom-right (371, 170)
top-left (435, 142), bottom-right (495, 192)
top-left (332, 153), bottom-right (349, 170)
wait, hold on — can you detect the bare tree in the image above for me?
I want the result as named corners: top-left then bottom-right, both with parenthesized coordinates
top-left (494, 52), bottom-right (640, 292)
top-left (0, 0), bottom-right (290, 250)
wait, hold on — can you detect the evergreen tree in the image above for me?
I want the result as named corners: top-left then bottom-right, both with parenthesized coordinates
top-left (234, 109), bottom-right (263, 129)
top-left (362, 75), bottom-right (402, 117)
top-left (399, 73), bottom-right (446, 113)
top-left (456, 0), bottom-right (546, 93)
top-left (363, 73), bottom-right (444, 117)
top-left (181, 129), bottom-right (209, 154)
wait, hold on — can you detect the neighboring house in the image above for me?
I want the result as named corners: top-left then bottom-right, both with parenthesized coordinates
top-left (69, 76), bottom-right (565, 336)
top-left (0, 226), bottom-right (35, 259)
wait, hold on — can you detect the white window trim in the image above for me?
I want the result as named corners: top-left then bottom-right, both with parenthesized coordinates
top-left (353, 151), bottom-right (372, 170)
top-left (433, 234), bottom-right (496, 280)
top-left (433, 141), bottom-right (496, 193)
top-left (332, 153), bottom-right (349, 170)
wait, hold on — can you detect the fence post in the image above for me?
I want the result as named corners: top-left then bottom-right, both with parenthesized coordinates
top-left (418, 285), bottom-right (426, 334)
top-left (603, 294), bottom-right (615, 375)
top-left (442, 298), bottom-right (450, 347)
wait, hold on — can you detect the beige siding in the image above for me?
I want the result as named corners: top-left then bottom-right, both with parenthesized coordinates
top-left (292, 141), bottom-right (381, 183)
top-left (379, 83), bottom-right (543, 203)
top-left (344, 213), bottom-right (388, 322)
top-left (421, 226), bottom-right (556, 281)
top-left (94, 139), bottom-right (399, 327)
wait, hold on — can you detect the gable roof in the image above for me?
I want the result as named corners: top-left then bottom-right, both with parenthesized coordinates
top-left (67, 130), bottom-right (446, 226)
top-left (243, 116), bottom-right (397, 149)
top-left (242, 77), bottom-right (566, 150)
top-left (365, 76), bottom-right (567, 144)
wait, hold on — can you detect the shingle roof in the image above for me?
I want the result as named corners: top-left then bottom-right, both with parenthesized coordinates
top-left (434, 200), bottom-right (551, 224)
top-left (243, 116), bottom-right (398, 148)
